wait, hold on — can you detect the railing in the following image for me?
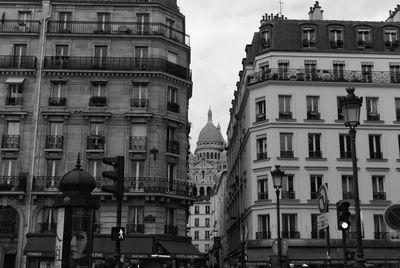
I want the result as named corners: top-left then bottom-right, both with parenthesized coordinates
top-left (256, 113), bottom-right (266, 122)
top-left (280, 150), bottom-right (294, 158)
top-left (89, 96), bottom-right (107, 107)
top-left (47, 21), bottom-right (190, 46)
top-left (1, 135), bottom-right (20, 149)
top-left (49, 97), bottom-right (67, 106)
top-left (369, 152), bottom-right (383, 159)
top-left (0, 55), bottom-right (36, 69)
top-left (308, 151), bottom-right (322, 158)
top-left (164, 224), bottom-right (178, 235)
top-left (167, 140), bottom-right (179, 154)
top-left (45, 135), bottom-right (64, 149)
top-left (126, 223), bottom-right (144, 234)
top-left (282, 231), bottom-right (300, 239)
top-left (281, 191), bottom-right (295, 199)
top-left (0, 20), bottom-right (40, 33)
top-left (311, 230), bottom-right (325, 239)
top-left (342, 191), bottom-right (355, 200)
top-left (32, 176), bottom-right (62, 191)
top-left (374, 232), bottom-right (390, 240)
top-left (307, 111), bottom-right (320, 120)
top-left (279, 112), bottom-right (292, 119)
top-left (367, 113), bottom-right (380, 121)
top-left (5, 97), bottom-right (23, 106)
top-left (87, 135), bottom-right (105, 150)
top-left (0, 176), bottom-right (26, 191)
top-left (340, 151), bottom-right (352, 158)
top-left (38, 222), bottom-right (56, 234)
top-left (43, 56), bottom-right (190, 80)
top-left (247, 68), bottom-right (400, 85)
top-left (257, 152), bottom-right (268, 160)
top-left (257, 192), bottom-right (268, 200)
top-left (167, 102), bottom-right (180, 113)
top-left (310, 191), bottom-right (317, 200)
top-left (373, 191), bottom-right (386, 200)
top-left (131, 98), bottom-right (148, 108)
top-left (129, 136), bottom-right (147, 152)
top-left (255, 231), bottom-right (271, 239)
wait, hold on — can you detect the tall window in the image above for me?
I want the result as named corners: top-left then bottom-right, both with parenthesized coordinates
top-left (390, 64), bottom-right (400, 83)
top-left (3, 121), bottom-right (20, 149)
top-left (166, 126), bottom-right (178, 154)
top-left (13, 44), bottom-right (27, 68)
top-left (310, 175), bottom-right (322, 199)
top-left (337, 96), bottom-right (345, 120)
top-left (261, 29), bottom-right (271, 48)
top-left (54, 45), bottom-right (69, 69)
top-left (194, 231), bottom-right (199, 239)
top-left (278, 95), bottom-right (292, 119)
top-left (18, 11), bottom-right (31, 24)
top-left (194, 218), bottom-right (199, 227)
top-left (167, 51), bottom-right (178, 64)
top-left (93, 45), bottom-right (108, 69)
top-left (257, 175), bottom-right (268, 200)
top-left (205, 206), bottom-right (210, 214)
top-left (128, 206), bottom-right (144, 233)
top-left (97, 13), bottom-right (110, 32)
top-left (282, 214), bottom-right (298, 238)
top-left (329, 28), bottom-right (344, 49)
top-left (255, 98), bottom-right (266, 122)
top-left (165, 208), bottom-right (175, 228)
top-left (167, 86), bottom-right (179, 113)
top-left (278, 60), bottom-right (289, 80)
top-left (132, 82), bottom-right (148, 108)
top-left (282, 175), bottom-right (295, 199)
top-left (166, 18), bottom-right (175, 39)
top-left (304, 61), bottom-right (317, 81)
top-left (374, 215), bottom-right (388, 240)
top-left (333, 62), bottom-right (345, 81)
top-left (137, 13), bottom-right (150, 34)
top-left (280, 133), bottom-right (293, 158)
top-left (256, 135), bottom-right (267, 160)
top-left (357, 29), bottom-right (372, 49)
top-left (366, 97), bottom-right (379, 120)
top-left (58, 12), bottom-right (72, 32)
top-left (1, 159), bottom-right (16, 177)
top-left (361, 63), bottom-right (373, 83)
top-left (368, 134), bottom-right (382, 159)
top-left (205, 230), bottom-right (210, 239)
top-left (372, 176), bottom-right (386, 200)
top-left (384, 29), bottom-right (398, 50)
top-left (90, 82), bottom-right (107, 106)
top-left (311, 214), bottom-right (325, 238)
top-left (135, 46), bottom-right (149, 68)
top-left (88, 160), bottom-right (102, 179)
top-left (47, 122), bottom-right (63, 149)
top-left (0, 207), bottom-right (17, 236)
top-left (302, 27), bottom-right (316, 48)
top-left (306, 96), bottom-right (320, 120)
top-left (205, 218), bottom-right (210, 227)
top-left (194, 206), bottom-right (199, 214)
top-left (257, 215), bottom-right (270, 239)
top-left (339, 134), bottom-right (351, 158)
top-left (130, 124), bottom-right (147, 152)
top-left (166, 163), bottom-right (176, 191)
top-left (342, 175), bottom-right (354, 199)
top-left (38, 207), bottom-right (57, 233)
top-left (50, 81), bottom-right (66, 106)
top-left (88, 122), bottom-right (105, 150)
top-left (308, 133), bottom-right (322, 158)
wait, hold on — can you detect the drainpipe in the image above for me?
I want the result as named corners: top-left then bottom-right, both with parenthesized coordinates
top-left (20, 1), bottom-right (51, 267)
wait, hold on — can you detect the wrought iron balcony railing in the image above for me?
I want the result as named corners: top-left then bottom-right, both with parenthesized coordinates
top-left (87, 135), bottom-right (105, 150)
top-left (164, 224), bottom-right (178, 235)
top-left (167, 102), bottom-right (180, 113)
top-left (308, 151), bottom-right (322, 158)
top-left (129, 136), bottom-right (147, 152)
top-left (367, 113), bottom-right (380, 121)
top-left (310, 191), bottom-right (318, 200)
top-left (255, 231), bottom-right (271, 239)
top-left (247, 68), bottom-right (400, 85)
top-left (45, 135), bottom-right (64, 150)
top-left (47, 20), bottom-right (190, 46)
top-left (131, 98), bottom-right (148, 108)
top-left (280, 150), bottom-right (294, 158)
top-left (32, 176), bottom-right (62, 191)
top-left (342, 191), bottom-right (355, 200)
top-left (0, 176), bottom-right (26, 191)
top-left (257, 152), bottom-right (268, 160)
top-left (279, 111), bottom-right (292, 119)
top-left (49, 97), bottom-right (67, 106)
top-left (369, 152), bottom-right (383, 159)
top-left (281, 191), bottom-right (295, 199)
top-left (126, 223), bottom-right (144, 234)
top-left (373, 191), bottom-right (386, 200)
top-left (307, 111), bottom-right (321, 120)
top-left (5, 97), bottom-right (23, 106)
top-left (43, 56), bottom-right (190, 80)
top-left (311, 230), bottom-right (326, 239)
top-left (282, 231), bottom-right (300, 239)
top-left (257, 192), bottom-right (268, 200)
top-left (1, 135), bottom-right (20, 149)
top-left (256, 113), bottom-right (266, 122)
top-left (340, 151), bottom-right (352, 159)
top-left (0, 55), bottom-right (37, 69)
top-left (89, 96), bottom-right (107, 107)
top-left (167, 140), bottom-right (179, 155)
top-left (0, 20), bottom-right (40, 33)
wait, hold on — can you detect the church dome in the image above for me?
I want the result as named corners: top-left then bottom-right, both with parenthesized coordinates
top-left (197, 108), bottom-right (225, 146)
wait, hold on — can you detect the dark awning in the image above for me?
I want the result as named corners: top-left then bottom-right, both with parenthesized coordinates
top-left (24, 236), bottom-right (55, 258)
top-left (92, 237), bottom-right (153, 259)
top-left (158, 240), bottom-right (203, 259)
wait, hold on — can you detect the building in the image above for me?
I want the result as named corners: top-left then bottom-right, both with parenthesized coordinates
top-left (0, 0), bottom-right (199, 267)
top-left (226, 2), bottom-right (400, 267)
top-left (187, 108), bottom-right (227, 255)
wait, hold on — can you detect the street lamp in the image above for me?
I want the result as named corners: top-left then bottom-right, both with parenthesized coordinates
top-left (340, 87), bottom-right (364, 268)
top-left (271, 165), bottom-right (285, 267)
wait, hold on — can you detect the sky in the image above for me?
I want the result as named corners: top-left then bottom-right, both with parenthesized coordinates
top-left (177, 0), bottom-right (399, 151)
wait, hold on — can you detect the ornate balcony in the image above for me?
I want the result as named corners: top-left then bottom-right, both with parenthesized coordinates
top-left (282, 231), bottom-right (300, 239)
top-left (280, 150), bottom-right (294, 158)
top-left (43, 56), bottom-right (190, 80)
top-left (340, 151), bottom-right (352, 158)
top-left (281, 191), bottom-right (295, 199)
top-left (279, 112), bottom-right (292, 119)
top-left (255, 231), bottom-right (271, 239)
top-left (0, 20), bottom-right (40, 33)
top-left (49, 97), bottom-right (67, 106)
top-left (373, 191), bottom-right (386, 200)
top-left (167, 102), bottom-right (180, 113)
top-left (257, 152), bottom-right (268, 160)
top-left (0, 176), bottom-right (26, 192)
top-left (167, 140), bottom-right (179, 155)
top-left (307, 111), bottom-right (321, 120)
top-left (89, 96), bottom-right (107, 107)
top-left (126, 223), bottom-right (144, 234)
top-left (32, 176), bottom-right (62, 191)
top-left (5, 97), bottom-right (23, 106)
top-left (45, 135), bottom-right (64, 150)
top-left (342, 191), bottom-right (355, 200)
top-left (374, 232), bottom-right (390, 240)
top-left (1, 135), bottom-right (20, 149)
top-left (257, 192), bottom-right (268, 200)
top-left (120, 177), bottom-right (192, 196)
top-left (87, 135), bottom-right (105, 150)
top-left (308, 151), bottom-right (322, 158)
top-left (129, 136), bottom-right (147, 152)
top-left (131, 98), bottom-right (148, 108)
top-left (0, 55), bottom-right (36, 69)
top-left (47, 20), bottom-right (190, 46)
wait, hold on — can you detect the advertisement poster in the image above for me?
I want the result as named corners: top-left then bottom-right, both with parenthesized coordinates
top-left (55, 207), bottom-right (65, 268)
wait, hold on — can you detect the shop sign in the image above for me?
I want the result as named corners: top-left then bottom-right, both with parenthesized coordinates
top-left (27, 252), bottom-right (42, 257)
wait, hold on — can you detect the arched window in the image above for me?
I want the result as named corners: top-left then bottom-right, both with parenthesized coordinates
top-left (0, 206), bottom-right (18, 237)
top-left (200, 187), bottom-right (205, 196)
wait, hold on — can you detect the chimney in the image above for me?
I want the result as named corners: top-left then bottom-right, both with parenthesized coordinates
top-left (387, 5), bottom-right (400, 22)
top-left (308, 1), bottom-right (323, 20)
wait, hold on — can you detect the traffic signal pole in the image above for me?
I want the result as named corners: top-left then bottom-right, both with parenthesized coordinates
top-left (116, 190), bottom-right (122, 268)
top-left (342, 229), bottom-right (347, 267)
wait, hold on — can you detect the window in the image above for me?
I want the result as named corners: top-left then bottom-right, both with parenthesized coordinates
top-left (166, 163), bottom-right (176, 191)
top-left (282, 175), bottom-right (295, 199)
top-left (205, 206), bottom-right (210, 214)
top-left (369, 134), bottom-right (382, 159)
top-left (58, 12), bottom-right (72, 32)
top-left (282, 214), bottom-right (299, 238)
top-left (90, 82), bottom-right (107, 106)
top-left (166, 18), bottom-right (175, 39)
top-left (337, 96), bottom-right (345, 120)
top-left (87, 122), bottom-right (105, 150)
top-left (205, 218), bottom-right (210, 227)
top-left (194, 231), bottom-right (199, 239)
top-left (308, 133), bottom-right (322, 158)
top-left (329, 28), bottom-right (344, 49)
top-left (165, 208), bottom-right (176, 234)
top-left (194, 206), bottom-right (199, 214)
top-left (310, 176), bottom-right (322, 200)
top-left (167, 86), bottom-right (179, 113)
top-left (93, 45), bottom-right (108, 69)
top-left (339, 134), bottom-right (351, 158)
top-left (311, 214), bottom-right (325, 238)
top-left (257, 175), bottom-right (268, 200)
top-left (46, 122), bottom-right (63, 149)
top-left (127, 206), bottom-right (144, 233)
top-left (357, 28), bottom-right (372, 49)
top-left (13, 44), bottom-right (27, 68)
top-left (18, 11), bottom-right (31, 32)
top-left (256, 215), bottom-right (270, 239)
top-left (130, 160), bottom-right (144, 178)
top-left (302, 27), bottom-right (316, 48)
top-left (366, 97), bottom-right (379, 120)
top-left (49, 81), bottom-right (66, 106)
top-left (167, 51), bottom-right (178, 64)
top-left (0, 207), bottom-right (17, 237)
top-left (97, 13), bottom-right (110, 33)
top-left (205, 244), bottom-right (210, 252)
top-left (260, 62), bottom-right (270, 81)
top-left (88, 159), bottom-right (102, 179)
top-left (137, 13), bottom-right (150, 34)
top-left (306, 96), bottom-right (320, 120)
top-left (130, 124), bottom-right (147, 152)
top-left (6, 80), bottom-right (24, 106)
top-left (342, 175), bottom-right (354, 199)
top-left (256, 135), bottom-right (267, 160)
top-left (390, 63), bottom-right (400, 83)
top-left (194, 218), bottom-right (199, 227)
top-left (361, 63), bottom-right (373, 83)
top-left (374, 215), bottom-right (388, 239)
top-left (255, 98), bottom-right (266, 122)
top-left (304, 60), bottom-right (317, 81)
top-left (166, 126), bottom-right (179, 154)
top-left (205, 230), bottom-right (210, 239)
top-left (2, 121), bottom-right (20, 149)
top-left (1, 159), bottom-right (16, 177)
top-left (131, 82), bottom-right (148, 108)
top-left (372, 176), bottom-right (386, 200)
top-left (278, 95), bottom-right (292, 119)
top-left (278, 60), bottom-right (289, 80)
top-left (280, 133), bottom-right (293, 158)
top-left (333, 62), bottom-right (345, 81)
top-left (38, 207), bottom-right (57, 233)
top-left (54, 44), bottom-right (69, 69)
top-left (261, 29), bottom-right (271, 48)
top-left (384, 29), bottom-right (398, 50)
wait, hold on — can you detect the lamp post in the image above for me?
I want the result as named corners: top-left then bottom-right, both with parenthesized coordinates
top-left (340, 87), bottom-right (364, 268)
top-left (271, 165), bottom-right (285, 268)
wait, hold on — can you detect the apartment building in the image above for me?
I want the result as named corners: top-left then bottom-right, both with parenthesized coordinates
top-left (226, 2), bottom-right (400, 267)
top-left (0, 0), bottom-right (198, 267)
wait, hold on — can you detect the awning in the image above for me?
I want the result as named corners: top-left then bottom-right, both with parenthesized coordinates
top-left (24, 236), bottom-right (55, 258)
top-left (92, 237), bottom-right (153, 259)
top-left (158, 240), bottom-right (203, 259)
top-left (5, 77), bottom-right (25, 84)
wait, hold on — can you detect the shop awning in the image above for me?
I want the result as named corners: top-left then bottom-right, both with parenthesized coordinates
top-left (92, 237), bottom-right (153, 259)
top-left (4, 77), bottom-right (25, 84)
top-left (158, 240), bottom-right (203, 259)
top-left (24, 236), bottom-right (55, 258)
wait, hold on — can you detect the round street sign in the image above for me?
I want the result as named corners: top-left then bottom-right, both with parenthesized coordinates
top-left (317, 184), bottom-right (329, 213)
top-left (384, 204), bottom-right (400, 230)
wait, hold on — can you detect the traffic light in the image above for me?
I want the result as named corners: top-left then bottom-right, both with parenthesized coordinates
top-left (336, 200), bottom-right (351, 230)
top-left (346, 250), bottom-right (355, 260)
top-left (102, 156), bottom-right (125, 198)
top-left (111, 227), bottom-right (125, 241)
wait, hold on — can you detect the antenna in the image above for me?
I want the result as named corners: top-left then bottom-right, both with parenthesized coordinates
top-left (272, 0), bottom-right (284, 16)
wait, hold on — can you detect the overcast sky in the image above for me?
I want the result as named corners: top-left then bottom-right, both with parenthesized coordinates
top-left (177, 0), bottom-right (399, 151)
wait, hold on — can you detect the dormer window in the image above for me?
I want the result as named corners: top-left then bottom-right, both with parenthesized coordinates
top-left (302, 27), bottom-right (317, 48)
top-left (261, 29), bottom-right (271, 49)
top-left (329, 28), bottom-right (344, 49)
top-left (357, 28), bottom-right (372, 49)
top-left (384, 29), bottom-right (398, 50)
